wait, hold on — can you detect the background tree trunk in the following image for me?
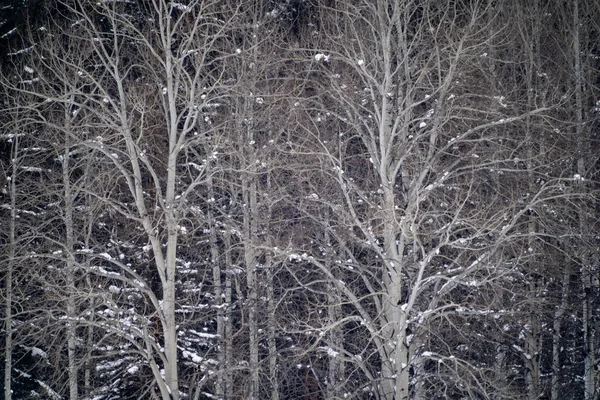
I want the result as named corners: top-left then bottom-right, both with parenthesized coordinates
top-left (3, 130), bottom-right (18, 400)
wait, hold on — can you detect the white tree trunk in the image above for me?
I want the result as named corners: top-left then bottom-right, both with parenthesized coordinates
top-left (208, 173), bottom-right (226, 398)
top-left (524, 317), bottom-right (542, 400)
top-left (243, 173), bottom-right (260, 399)
top-left (3, 132), bottom-right (18, 400)
top-left (326, 287), bottom-right (344, 399)
top-left (63, 117), bottom-right (79, 400)
top-left (266, 255), bottom-right (279, 400)
top-left (224, 231), bottom-right (234, 397)
top-left (526, 30), bottom-right (540, 400)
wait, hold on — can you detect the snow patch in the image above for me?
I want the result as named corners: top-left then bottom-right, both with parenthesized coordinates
top-left (314, 53), bottom-right (330, 62)
top-left (183, 350), bottom-right (203, 363)
top-left (127, 365), bottom-right (139, 374)
top-left (31, 347), bottom-right (47, 358)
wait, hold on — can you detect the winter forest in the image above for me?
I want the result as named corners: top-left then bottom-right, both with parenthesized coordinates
top-left (0, 0), bottom-right (599, 399)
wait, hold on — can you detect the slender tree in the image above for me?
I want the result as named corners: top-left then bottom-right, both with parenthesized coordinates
top-left (2, 118), bottom-right (18, 400)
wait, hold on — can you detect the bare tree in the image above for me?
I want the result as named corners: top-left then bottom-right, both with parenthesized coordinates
top-left (274, 1), bottom-right (578, 398)
top-left (571, 0), bottom-right (600, 397)
top-left (1, 0), bottom-right (240, 397)
top-left (1, 117), bottom-right (18, 400)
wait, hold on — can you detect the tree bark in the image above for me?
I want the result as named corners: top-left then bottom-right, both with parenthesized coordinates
top-left (573, 1), bottom-right (596, 398)
top-left (243, 170), bottom-right (260, 400)
top-left (266, 173), bottom-right (279, 400)
top-left (551, 267), bottom-right (570, 400)
top-left (208, 173), bottom-right (225, 398)
top-left (3, 130), bottom-right (18, 400)
top-left (224, 230), bottom-right (234, 397)
top-left (63, 110), bottom-right (79, 400)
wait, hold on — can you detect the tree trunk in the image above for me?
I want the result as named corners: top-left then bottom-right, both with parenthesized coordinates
top-left (380, 183), bottom-right (410, 400)
top-left (163, 42), bottom-right (182, 399)
top-left (208, 173), bottom-right (226, 398)
top-left (325, 219), bottom-right (344, 400)
top-left (224, 231), bottom-right (234, 397)
top-left (3, 131), bottom-right (18, 400)
top-left (524, 6), bottom-right (542, 396)
top-left (63, 116), bottom-right (79, 400)
top-left (573, 1), bottom-right (596, 398)
top-left (241, 14), bottom-right (263, 397)
top-left (551, 267), bottom-right (570, 400)
top-left (243, 172), bottom-right (260, 399)
top-left (524, 316), bottom-right (542, 400)
top-left (326, 287), bottom-right (344, 400)
top-left (266, 255), bottom-right (279, 400)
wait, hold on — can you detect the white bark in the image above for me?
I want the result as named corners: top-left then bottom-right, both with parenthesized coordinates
top-left (524, 317), bottom-right (542, 400)
top-left (3, 131), bottom-right (18, 400)
top-left (524, 9), bottom-right (541, 396)
top-left (62, 108), bottom-right (79, 400)
top-left (326, 287), bottom-right (344, 399)
top-left (243, 171), bottom-right (260, 399)
top-left (239, 13), bottom-right (265, 398)
top-left (224, 230), bottom-right (234, 397)
top-left (266, 173), bottom-right (279, 400)
top-left (266, 254), bottom-right (279, 400)
top-left (208, 174), bottom-right (225, 398)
